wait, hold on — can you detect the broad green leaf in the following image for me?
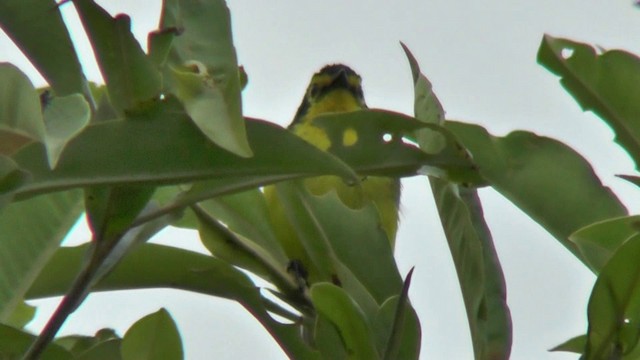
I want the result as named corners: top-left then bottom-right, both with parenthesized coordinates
top-left (0, 0), bottom-right (87, 97)
top-left (431, 180), bottom-right (512, 359)
top-left (147, 27), bottom-right (178, 69)
top-left (311, 283), bottom-right (379, 359)
top-left (0, 63), bottom-right (44, 155)
top-left (4, 301), bottom-right (36, 329)
top-left (85, 186), bottom-right (156, 244)
top-left (570, 215), bottom-right (640, 272)
top-left (42, 94), bottom-right (90, 168)
top-left (73, 0), bottom-right (161, 113)
top-left (121, 309), bottom-right (182, 360)
top-left (312, 110), bottom-right (475, 179)
top-left (55, 329), bottom-right (120, 357)
top-left (550, 334), bottom-right (587, 354)
top-left (195, 188), bottom-right (291, 289)
top-left (285, 184), bottom-right (403, 304)
top-left (538, 35), bottom-right (640, 169)
top-left (584, 234), bottom-right (640, 359)
top-left (273, 181), bottom-right (339, 283)
top-left (446, 121), bottom-right (627, 265)
top-left (401, 42), bottom-right (445, 155)
top-left (160, 0), bottom-right (252, 157)
top-left (0, 155), bottom-right (29, 207)
top-left (12, 97), bottom-right (357, 199)
top-left (375, 295), bottom-right (421, 360)
top-left (27, 244), bottom-right (320, 360)
top-left (314, 315), bottom-right (348, 359)
top-left (0, 190), bottom-right (83, 322)
top-left (76, 339), bottom-right (122, 360)
top-left (380, 269), bottom-right (420, 360)
top-left (0, 323), bottom-right (72, 359)
top-left (404, 46), bottom-right (511, 359)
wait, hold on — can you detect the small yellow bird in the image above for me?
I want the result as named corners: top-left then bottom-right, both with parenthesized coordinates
top-left (265, 64), bottom-right (401, 283)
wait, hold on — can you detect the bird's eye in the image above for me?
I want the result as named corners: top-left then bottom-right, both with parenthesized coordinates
top-left (309, 84), bottom-right (320, 98)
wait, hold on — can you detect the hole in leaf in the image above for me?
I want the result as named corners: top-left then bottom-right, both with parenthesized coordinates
top-left (383, 133), bottom-right (393, 143)
top-left (561, 48), bottom-right (574, 60)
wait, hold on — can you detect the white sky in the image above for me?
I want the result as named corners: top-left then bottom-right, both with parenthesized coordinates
top-left (4, 1), bottom-right (640, 359)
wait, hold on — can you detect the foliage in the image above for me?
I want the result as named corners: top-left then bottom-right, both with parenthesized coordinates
top-left (0, 0), bottom-right (638, 359)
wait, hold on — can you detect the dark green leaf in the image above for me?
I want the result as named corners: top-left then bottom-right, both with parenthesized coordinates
top-left (0, 63), bottom-right (44, 154)
top-left (160, 0), bottom-right (251, 157)
top-left (431, 181), bottom-right (512, 359)
top-left (76, 339), bottom-right (122, 360)
top-left (381, 269), bottom-right (420, 360)
top-left (310, 283), bottom-right (379, 359)
top-left (550, 334), bottom-right (587, 354)
top-left (147, 27), bottom-right (178, 69)
top-left (0, 0), bottom-right (87, 97)
top-left (570, 215), bottom-right (640, 272)
top-left (4, 301), bottom-right (36, 329)
top-left (585, 234), bottom-right (640, 359)
top-left (375, 295), bottom-right (421, 360)
top-left (73, 0), bottom-right (161, 113)
top-left (0, 190), bottom-right (83, 322)
top-left (121, 308), bottom-right (182, 360)
top-left (403, 45), bottom-right (511, 359)
top-left (12, 98), bottom-right (357, 199)
top-left (446, 121), bottom-right (627, 265)
top-left (0, 155), bottom-right (29, 206)
top-left (194, 188), bottom-right (290, 288)
top-left (0, 323), bottom-right (72, 359)
top-left (538, 34), bottom-right (640, 169)
top-left (42, 94), bottom-right (90, 168)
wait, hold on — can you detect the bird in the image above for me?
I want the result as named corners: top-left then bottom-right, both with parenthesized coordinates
top-left (265, 64), bottom-right (401, 285)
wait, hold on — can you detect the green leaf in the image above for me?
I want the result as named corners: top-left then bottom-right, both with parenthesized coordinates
top-left (0, 155), bottom-right (29, 206)
top-left (42, 94), bottom-right (90, 168)
top-left (446, 121), bottom-right (628, 265)
top-left (380, 269), bottom-right (420, 360)
top-left (160, 0), bottom-right (252, 157)
top-left (194, 188), bottom-right (290, 286)
top-left (431, 181), bottom-right (513, 359)
top-left (0, 190), bottom-right (83, 322)
top-left (76, 339), bottom-right (122, 360)
top-left (401, 42), bottom-right (446, 155)
top-left (73, 0), bottom-right (161, 113)
top-left (27, 244), bottom-right (320, 360)
top-left (404, 45), bottom-right (511, 359)
top-left (121, 308), bottom-right (182, 360)
top-left (0, 0), bottom-right (87, 97)
top-left (310, 283), bottom-right (379, 360)
top-left (85, 186), bottom-right (156, 244)
top-left (550, 334), bottom-right (587, 354)
top-left (4, 301), bottom-right (36, 329)
top-left (273, 181), bottom-right (339, 283)
top-left (0, 63), bottom-right (45, 155)
top-left (312, 109), bottom-right (475, 179)
top-left (538, 34), bottom-right (640, 169)
top-left (570, 215), bottom-right (640, 272)
top-left (584, 234), bottom-right (640, 359)
top-left (55, 329), bottom-right (120, 356)
top-left (147, 27), bottom-right (178, 69)
top-left (375, 295), bottom-right (421, 360)
top-left (12, 97), bottom-right (356, 199)
top-left (0, 323), bottom-right (72, 359)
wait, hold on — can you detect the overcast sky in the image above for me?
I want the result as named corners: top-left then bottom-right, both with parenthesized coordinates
top-left (4, 1), bottom-right (640, 359)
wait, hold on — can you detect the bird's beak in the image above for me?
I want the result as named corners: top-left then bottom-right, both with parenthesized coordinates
top-left (330, 68), bottom-right (350, 87)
